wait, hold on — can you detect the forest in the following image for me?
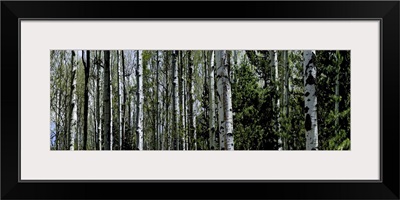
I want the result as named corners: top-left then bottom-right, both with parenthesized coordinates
top-left (50, 50), bottom-right (350, 151)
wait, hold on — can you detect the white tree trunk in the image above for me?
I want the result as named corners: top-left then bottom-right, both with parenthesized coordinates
top-left (172, 50), bottom-right (179, 150)
top-left (70, 51), bottom-right (77, 151)
top-left (223, 51), bottom-right (234, 150)
top-left (156, 51), bottom-right (162, 150)
top-left (216, 51), bottom-right (234, 150)
top-left (187, 51), bottom-right (196, 150)
top-left (216, 51), bottom-right (225, 150)
top-left (181, 68), bottom-right (186, 151)
top-left (118, 51), bottom-right (122, 150)
top-left (179, 51), bottom-right (186, 151)
top-left (136, 50), bottom-right (144, 150)
top-left (209, 51), bottom-right (217, 150)
top-left (304, 50), bottom-right (318, 150)
top-left (99, 114), bottom-right (102, 150)
top-left (273, 50), bottom-right (282, 150)
top-left (182, 52), bottom-right (188, 150)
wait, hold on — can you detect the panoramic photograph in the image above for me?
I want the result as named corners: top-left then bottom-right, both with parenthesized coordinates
top-left (50, 50), bottom-right (350, 151)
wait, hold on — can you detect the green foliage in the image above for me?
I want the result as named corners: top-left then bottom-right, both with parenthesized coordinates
top-left (316, 50), bottom-right (351, 150)
top-left (232, 58), bottom-right (278, 150)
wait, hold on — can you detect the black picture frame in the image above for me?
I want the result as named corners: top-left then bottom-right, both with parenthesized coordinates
top-left (1, 1), bottom-right (399, 199)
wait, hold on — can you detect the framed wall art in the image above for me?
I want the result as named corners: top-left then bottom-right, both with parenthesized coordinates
top-left (2, 1), bottom-right (399, 199)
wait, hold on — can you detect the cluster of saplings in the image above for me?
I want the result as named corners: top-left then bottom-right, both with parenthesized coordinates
top-left (50, 50), bottom-right (350, 151)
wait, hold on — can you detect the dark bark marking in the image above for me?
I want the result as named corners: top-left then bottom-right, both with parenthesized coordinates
top-left (306, 74), bottom-right (315, 85)
top-left (304, 92), bottom-right (310, 97)
top-left (304, 106), bottom-right (309, 113)
top-left (305, 114), bottom-right (312, 131)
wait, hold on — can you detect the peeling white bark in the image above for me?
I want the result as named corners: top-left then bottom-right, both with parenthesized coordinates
top-left (304, 50), bottom-right (318, 150)
top-left (223, 51), bottom-right (234, 151)
top-left (273, 50), bottom-right (282, 151)
top-left (172, 50), bottom-right (179, 150)
top-left (70, 51), bottom-right (77, 151)
top-left (136, 50), bottom-right (144, 150)
top-left (216, 50), bottom-right (234, 150)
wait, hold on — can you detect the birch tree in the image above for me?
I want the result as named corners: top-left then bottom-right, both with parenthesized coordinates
top-left (216, 51), bottom-right (225, 149)
top-left (121, 50), bottom-right (127, 150)
top-left (68, 51), bottom-right (77, 150)
top-left (304, 50), bottom-right (318, 150)
top-left (179, 51), bottom-right (186, 150)
top-left (156, 51), bottom-right (162, 150)
top-left (117, 51), bottom-right (122, 150)
top-left (172, 50), bottom-right (179, 150)
top-left (209, 51), bottom-right (217, 150)
top-left (136, 50), bottom-right (144, 150)
top-left (95, 51), bottom-right (101, 150)
top-left (216, 50), bottom-right (234, 150)
top-left (223, 51), bottom-right (234, 150)
top-left (163, 51), bottom-right (170, 150)
top-left (283, 50), bottom-right (289, 150)
top-left (81, 50), bottom-right (90, 150)
top-left (188, 51), bottom-right (196, 150)
top-left (271, 50), bottom-right (282, 150)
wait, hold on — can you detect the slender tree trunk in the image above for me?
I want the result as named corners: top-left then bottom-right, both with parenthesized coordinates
top-left (165, 52), bottom-right (170, 150)
top-left (334, 51), bottom-right (342, 136)
top-left (76, 92), bottom-right (81, 150)
top-left (127, 95), bottom-right (131, 149)
top-left (155, 51), bottom-right (160, 150)
top-left (91, 58), bottom-right (96, 150)
top-left (116, 51), bottom-right (121, 150)
top-left (216, 50), bottom-right (234, 150)
top-left (283, 50), bottom-right (289, 150)
top-left (304, 50), bottom-right (318, 150)
top-left (271, 50), bottom-right (282, 150)
top-left (62, 52), bottom-right (68, 150)
top-left (223, 51), bottom-right (234, 150)
top-left (216, 50), bottom-right (225, 150)
top-left (68, 50), bottom-right (76, 150)
top-left (182, 52), bottom-right (188, 150)
top-left (95, 51), bottom-right (101, 150)
top-left (209, 51), bottom-right (217, 150)
top-left (136, 50), bottom-right (144, 150)
top-left (157, 51), bottom-right (163, 150)
top-left (121, 51), bottom-right (126, 150)
top-left (103, 50), bottom-right (111, 150)
top-left (179, 51), bottom-right (186, 151)
top-left (188, 51), bottom-right (196, 150)
top-left (56, 85), bottom-right (61, 150)
top-left (110, 53), bottom-right (114, 150)
top-left (80, 50), bottom-right (90, 150)
top-left (203, 51), bottom-right (208, 149)
top-left (99, 51), bottom-right (103, 150)
top-left (171, 50), bottom-right (179, 150)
